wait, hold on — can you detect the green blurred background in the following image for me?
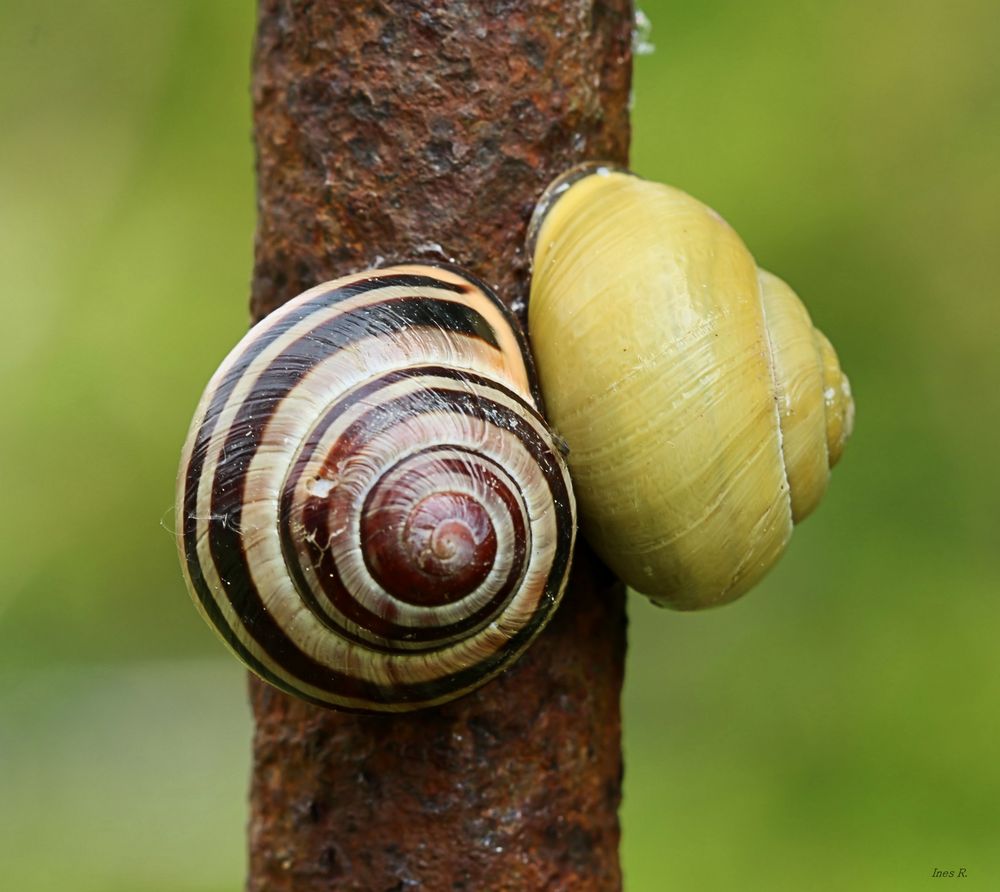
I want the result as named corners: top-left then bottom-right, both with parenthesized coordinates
top-left (1, 1), bottom-right (997, 889)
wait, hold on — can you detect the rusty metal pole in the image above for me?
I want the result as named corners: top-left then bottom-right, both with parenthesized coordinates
top-left (247, 2), bottom-right (632, 889)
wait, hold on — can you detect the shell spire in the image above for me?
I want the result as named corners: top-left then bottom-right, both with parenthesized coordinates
top-left (758, 269), bottom-right (855, 522)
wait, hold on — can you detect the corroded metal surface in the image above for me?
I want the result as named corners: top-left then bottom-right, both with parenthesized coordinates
top-left (247, 1), bottom-right (631, 888)
top-left (249, 0), bottom-right (631, 322)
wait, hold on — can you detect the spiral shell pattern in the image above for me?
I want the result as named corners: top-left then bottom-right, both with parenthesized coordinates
top-left (177, 264), bottom-right (575, 712)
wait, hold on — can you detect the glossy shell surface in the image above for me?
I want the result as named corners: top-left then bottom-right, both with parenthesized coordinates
top-left (528, 167), bottom-right (853, 609)
top-left (177, 264), bottom-right (576, 711)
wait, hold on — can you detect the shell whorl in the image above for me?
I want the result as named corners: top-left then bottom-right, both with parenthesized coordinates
top-left (177, 264), bottom-right (576, 712)
top-left (528, 165), bottom-right (853, 610)
top-left (759, 269), bottom-right (855, 522)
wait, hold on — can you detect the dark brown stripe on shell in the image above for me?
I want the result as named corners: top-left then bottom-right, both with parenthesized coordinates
top-left (417, 261), bottom-right (545, 407)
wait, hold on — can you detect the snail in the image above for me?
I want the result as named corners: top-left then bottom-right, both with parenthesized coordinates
top-left (527, 164), bottom-right (854, 610)
top-left (176, 264), bottom-right (575, 712)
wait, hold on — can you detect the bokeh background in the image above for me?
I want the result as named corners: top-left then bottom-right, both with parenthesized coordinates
top-left (2, 1), bottom-right (997, 889)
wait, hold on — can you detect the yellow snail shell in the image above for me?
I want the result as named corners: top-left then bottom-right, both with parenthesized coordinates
top-left (527, 165), bottom-right (854, 610)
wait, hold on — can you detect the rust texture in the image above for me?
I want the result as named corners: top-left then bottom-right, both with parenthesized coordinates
top-left (247, 1), bottom-right (632, 889)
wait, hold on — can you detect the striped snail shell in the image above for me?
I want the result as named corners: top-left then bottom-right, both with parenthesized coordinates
top-left (176, 264), bottom-right (576, 712)
top-left (527, 164), bottom-right (854, 611)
